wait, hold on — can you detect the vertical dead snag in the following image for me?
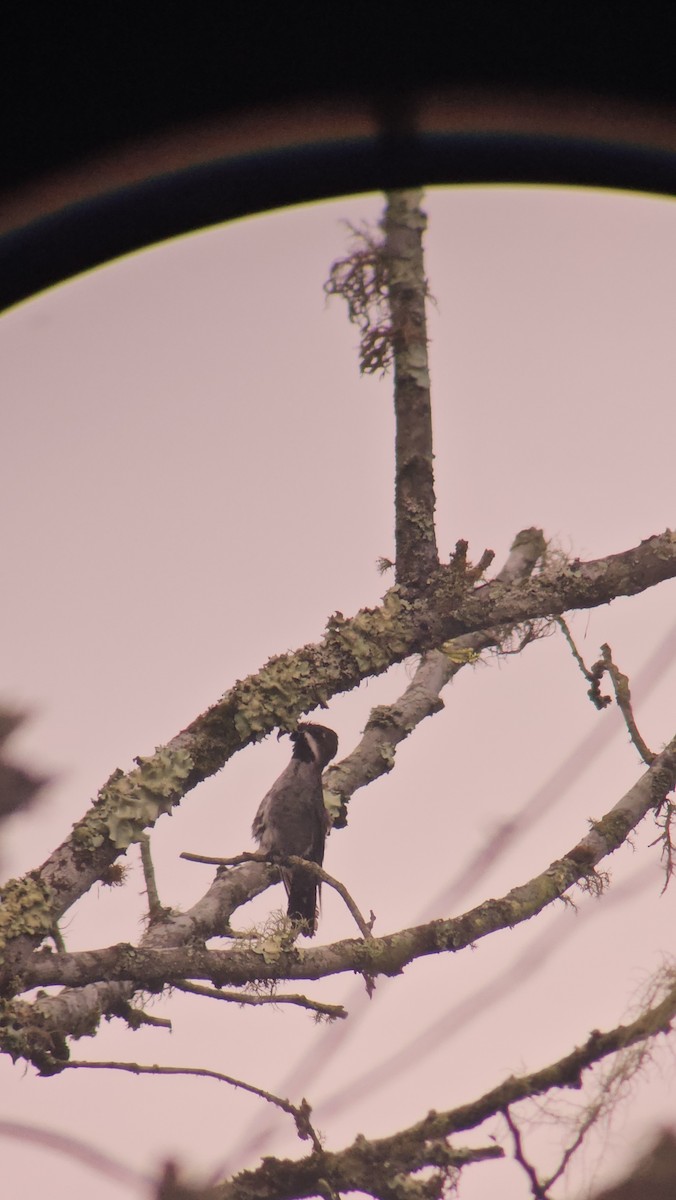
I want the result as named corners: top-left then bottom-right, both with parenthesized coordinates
top-left (326, 192), bottom-right (439, 587)
top-left (383, 189), bottom-right (439, 586)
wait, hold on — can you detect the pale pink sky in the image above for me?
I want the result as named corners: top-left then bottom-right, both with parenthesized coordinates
top-left (2, 186), bottom-right (676, 1200)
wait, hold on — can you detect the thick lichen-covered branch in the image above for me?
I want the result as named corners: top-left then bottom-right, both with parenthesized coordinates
top-left (176, 1129), bottom-right (501, 1200)
top-left (2, 528), bottom-right (675, 972)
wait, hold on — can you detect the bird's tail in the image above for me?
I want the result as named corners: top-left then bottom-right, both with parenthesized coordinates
top-left (286, 870), bottom-right (319, 937)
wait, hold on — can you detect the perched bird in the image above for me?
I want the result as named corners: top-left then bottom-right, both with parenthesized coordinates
top-left (252, 723), bottom-right (339, 936)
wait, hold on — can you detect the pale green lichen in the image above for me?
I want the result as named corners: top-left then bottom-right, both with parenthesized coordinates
top-left (72, 745), bottom-right (194, 853)
top-left (231, 589), bottom-right (415, 742)
top-left (365, 705), bottom-right (398, 730)
top-left (323, 787), bottom-right (344, 826)
top-left (233, 658), bottom-right (316, 741)
top-left (0, 875), bottom-right (56, 956)
top-left (440, 642), bottom-right (481, 665)
top-left (0, 995), bottom-right (70, 1069)
top-left (387, 1173), bottom-right (432, 1200)
top-left (335, 589), bottom-right (412, 672)
top-left (250, 936), bottom-right (287, 965)
top-left (399, 343), bottom-right (431, 389)
top-left (241, 913), bottom-right (299, 964)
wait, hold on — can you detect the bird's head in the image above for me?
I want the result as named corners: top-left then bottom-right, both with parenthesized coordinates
top-left (289, 723), bottom-right (339, 769)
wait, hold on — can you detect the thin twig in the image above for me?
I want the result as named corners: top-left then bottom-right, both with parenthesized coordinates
top-left (181, 852), bottom-right (268, 866)
top-left (649, 799), bottom-right (676, 893)
top-left (556, 617), bottom-right (597, 685)
top-left (541, 1101), bottom-right (602, 1191)
top-left (65, 1060), bottom-right (323, 1152)
top-left (503, 1107), bottom-right (551, 1199)
top-left (598, 643), bottom-right (656, 765)
top-left (559, 624), bottom-right (657, 765)
top-left (174, 979), bottom-right (347, 1019)
top-left (126, 1009), bottom-right (172, 1030)
top-left (557, 616), bottom-right (612, 710)
top-left (181, 850), bottom-right (373, 939)
top-left (139, 833), bottom-right (165, 922)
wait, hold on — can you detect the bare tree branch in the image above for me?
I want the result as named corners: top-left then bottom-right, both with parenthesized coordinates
top-left (557, 616), bottom-right (604, 696)
top-left (503, 1107), bottom-right (550, 1199)
top-left (649, 799), bottom-right (676, 893)
top-left (181, 851), bottom-right (373, 940)
top-left (594, 643), bottom-right (656, 765)
top-left (140, 833), bottom-right (168, 923)
top-left (64, 1059), bottom-right (324, 1153)
top-left (174, 980), bottom-right (346, 1019)
top-left (559, 623), bottom-right (657, 765)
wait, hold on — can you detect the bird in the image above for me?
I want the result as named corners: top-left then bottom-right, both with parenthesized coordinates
top-left (252, 723), bottom-right (339, 936)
